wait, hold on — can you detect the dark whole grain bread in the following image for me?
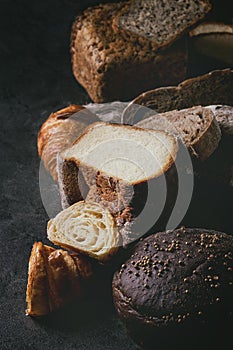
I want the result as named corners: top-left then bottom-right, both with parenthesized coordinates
top-left (136, 106), bottom-right (221, 161)
top-left (123, 69), bottom-right (233, 122)
top-left (70, 2), bottom-right (188, 103)
top-left (112, 227), bottom-right (233, 350)
top-left (113, 0), bottom-right (211, 49)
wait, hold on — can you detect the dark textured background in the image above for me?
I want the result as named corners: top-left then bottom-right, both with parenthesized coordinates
top-left (0, 1), bottom-right (232, 349)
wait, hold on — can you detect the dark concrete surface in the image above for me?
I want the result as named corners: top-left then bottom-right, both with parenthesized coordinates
top-left (0, 1), bottom-right (232, 350)
top-left (0, 1), bottom-right (139, 349)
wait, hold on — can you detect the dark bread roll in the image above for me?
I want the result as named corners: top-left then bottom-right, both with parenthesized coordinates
top-left (112, 228), bottom-right (233, 349)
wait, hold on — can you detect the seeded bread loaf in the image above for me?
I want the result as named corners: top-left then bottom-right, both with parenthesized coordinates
top-left (112, 227), bottom-right (233, 349)
top-left (37, 105), bottom-right (99, 181)
top-left (113, 0), bottom-right (211, 49)
top-left (70, 2), bottom-right (188, 103)
top-left (136, 106), bottom-right (221, 161)
top-left (123, 69), bottom-right (233, 122)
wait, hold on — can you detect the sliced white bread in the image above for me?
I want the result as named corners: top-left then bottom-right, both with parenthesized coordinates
top-left (57, 122), bottom-right (178, 208)
top-left (47, 201), bottom-right (120, 262)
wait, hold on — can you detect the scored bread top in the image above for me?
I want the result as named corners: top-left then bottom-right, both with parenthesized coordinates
top-left (61, 122), bottom-right (178, 185)
top-left (113, 0), bottom-right (211, 50)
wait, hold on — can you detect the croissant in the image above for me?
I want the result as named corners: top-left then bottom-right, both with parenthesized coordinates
top-left (26, 242), bottom-right (93, 316)
top-left (37, 104), bottom-right (98, 181)
top-left (47, 201), bottom-right (120, 262)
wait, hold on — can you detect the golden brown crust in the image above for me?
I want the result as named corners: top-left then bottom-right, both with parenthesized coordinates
top-left (26, 242), bottom-right (93, 317)
top-left (38, 105), bottom-right (84, 158)
top-left (37, 104), bottom-right (99, 181)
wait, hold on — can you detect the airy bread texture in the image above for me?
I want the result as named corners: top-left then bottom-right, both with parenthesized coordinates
top-left (26, 242), bottom-right (93, 316)
top-left (71, 2), bottom-right (188, 102)
top-left (47, 201), bottom-right (120, 262)
top-left (136, 106), bottom-right (221, 160)
top-left (112, 227), bottom-right (233, 349)
top-left (37, 104), bottom-right (98, 181)
top-left (113, 0), bottom-right (211, 49)
top-left (57, 122), bottom-right (178, 210)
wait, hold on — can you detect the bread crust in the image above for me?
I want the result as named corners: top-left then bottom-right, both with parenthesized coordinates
top-left (125, 69), bottom-right (233, 114)
top-left (57, 123), bottom-right (178, 219)
top-left (26, 242), bottom-right (93, 316)
top-left (37, 104), bottom-right (98, 181)
top-left (70, 2), bottom-right (187, 102)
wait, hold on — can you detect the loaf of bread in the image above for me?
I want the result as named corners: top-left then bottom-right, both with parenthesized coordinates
top-left (37, 104), bottom-right (99, 181)
top-left (136, 106), bottom-right (221, 160)
top-left (123, 69), bottom-right (233, 121)
top-left (26, 242), bottom-right (93, 316)
top-left (71, 2), bottom-right (188, 102)
top-left (113, 0), bottom-right (211, 49)
top-left (112, 227), bottom-right (233, 349)
top-left (57, 122), bottom-right (178, 211)
top-left (47, 201), bottom-right (120, 262)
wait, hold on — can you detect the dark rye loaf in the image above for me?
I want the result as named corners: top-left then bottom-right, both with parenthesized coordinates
top-left (113, 0), bottom-right (211, 49)
top-left (71, 2), bottom-right (188, 103)
top-left (112, 228), bottom-right (233, 350)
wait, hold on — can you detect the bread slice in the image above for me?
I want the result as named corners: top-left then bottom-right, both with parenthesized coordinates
top-left (47, 201), bottom-right (120, 262)
top-left (190, 22), bottom-right (233, 65)
top-left (136, 106), bottom-right (221, 160)
top-left (57, 122), bottom-right (178, 209)
top-left (113, 0), bottom-right (211, 50)
top-left (71, 2), bottom-right (188, 103)
top-left (123, 69), bottom-right (233, 120)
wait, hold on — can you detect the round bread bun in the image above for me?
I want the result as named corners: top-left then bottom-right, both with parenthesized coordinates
top-left (112, 228), bottom-right (233, 350)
